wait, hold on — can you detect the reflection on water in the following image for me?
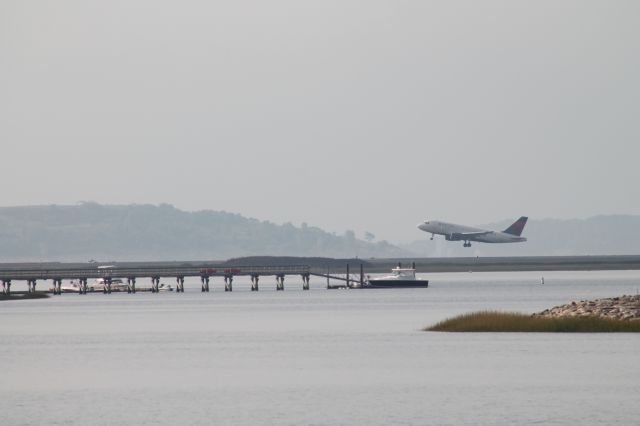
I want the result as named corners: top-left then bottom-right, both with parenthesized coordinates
top-left (1, 271), bottom-right (640, 425)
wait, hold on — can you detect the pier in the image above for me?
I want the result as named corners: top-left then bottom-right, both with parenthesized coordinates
top-left (311, 263), bottom-right (367, 289)
top-left (4, 254), bottom-right (637, 296)
top-left (0, 264), bottom-right (317, 295)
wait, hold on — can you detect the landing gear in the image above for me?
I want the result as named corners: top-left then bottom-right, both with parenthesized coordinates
top-left (463, 241), bottom-right (471, 248)
top-left (430, 233), bottom-right (434, 240)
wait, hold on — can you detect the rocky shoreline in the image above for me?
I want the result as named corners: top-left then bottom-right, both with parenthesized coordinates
top-left (535, 295), bottom-right (640, 321)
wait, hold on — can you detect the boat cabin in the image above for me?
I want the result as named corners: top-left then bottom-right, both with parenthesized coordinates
top-left (390, 268), bottom-right (416, 279)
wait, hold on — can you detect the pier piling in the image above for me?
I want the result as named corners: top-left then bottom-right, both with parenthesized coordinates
top-left (276, 274), bottom-right (285, 291)
top-left (346, 264), bottom-right (350, 289)
top-left (53, 279), bottom-right (62, 295)
top-left (201, 276), bottom-right (210, 292)
top-left (224, 275), bottom-right (233, 292)
top-left (126, 277), bottom-right (136, 294)
top-left (326, 266), bottom-right (330, 289)
top-left (302, 273), bottom-right (310, 290)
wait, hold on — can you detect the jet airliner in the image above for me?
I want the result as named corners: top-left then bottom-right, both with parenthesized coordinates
top-left (417, 217), bottom-right (528, 247)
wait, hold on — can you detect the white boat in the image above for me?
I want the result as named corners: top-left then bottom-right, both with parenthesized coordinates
top-left (93, 278), bottom-right (129, 292)
top-left (366, 267), bottom-right (429, 288)
top-left (55, 278), bottom-right (174, 293)
top-left (157, 283), bottom-right (174, 292)
top-left (93, 278), bottom-right (174, 292)
top-left (59, 280), bottom-right (83, 293)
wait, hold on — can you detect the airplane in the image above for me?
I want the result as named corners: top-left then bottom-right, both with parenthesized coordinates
top-left (417, 216), bottom-right (528, 247)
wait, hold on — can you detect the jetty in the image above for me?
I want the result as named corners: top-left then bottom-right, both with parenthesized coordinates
top-left (3, 254), bottom-right (640, 296)
top-left (0, 263), bottom-right (317, 295)
top-left (0, 261), bottom-right (373, 295)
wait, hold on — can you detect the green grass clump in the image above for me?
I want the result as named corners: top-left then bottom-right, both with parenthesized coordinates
top-left (426, 311), bottom-right (640, 333)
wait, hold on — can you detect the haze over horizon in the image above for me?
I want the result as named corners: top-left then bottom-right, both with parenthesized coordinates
top-left (3, 1), bottom-right (639, 243)
top-left (1, 201), bottom-right (637, 247)
top-left (1, 203), bottom-right (639, 262)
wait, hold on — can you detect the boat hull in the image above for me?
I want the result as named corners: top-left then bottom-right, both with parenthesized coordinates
top-left (365, 280), bottom-right (428, 288)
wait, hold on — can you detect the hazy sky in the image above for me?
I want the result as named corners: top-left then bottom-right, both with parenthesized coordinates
top-left (2, 1), bottom-right (639, 242)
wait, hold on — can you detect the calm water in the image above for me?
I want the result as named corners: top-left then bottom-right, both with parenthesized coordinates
top-left (2, 270), bottom-right (640, 425)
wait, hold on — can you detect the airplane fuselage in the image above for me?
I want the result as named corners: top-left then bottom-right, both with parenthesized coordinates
top-left (418, 220), bottom-right (527, 244)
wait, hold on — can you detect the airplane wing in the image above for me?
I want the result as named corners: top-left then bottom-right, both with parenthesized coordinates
top-left (451, 231), bottom-right (492, 238)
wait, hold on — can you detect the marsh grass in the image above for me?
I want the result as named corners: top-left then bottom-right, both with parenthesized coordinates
top-left (426, 311), bottom-right (640, 332)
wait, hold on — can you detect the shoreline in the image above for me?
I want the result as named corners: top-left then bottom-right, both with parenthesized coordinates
top-left (534, 295), bottom-right (640, 321)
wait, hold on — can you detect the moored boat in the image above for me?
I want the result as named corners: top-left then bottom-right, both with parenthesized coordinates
top-left (58, 280), bottom-right (83, 293)
top-left (93, 278), bottom-right (174, 292)
top-left (93, 278), bottom-right (129, 292)
top-left (366, 266), bottom-right (428, 288)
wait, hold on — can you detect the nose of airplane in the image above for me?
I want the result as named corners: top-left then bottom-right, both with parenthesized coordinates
top-left (417, 223), bottom-right (426, 231)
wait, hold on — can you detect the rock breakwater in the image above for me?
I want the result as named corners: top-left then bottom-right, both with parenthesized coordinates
top-left (535, 295), bottom-right (640, 321)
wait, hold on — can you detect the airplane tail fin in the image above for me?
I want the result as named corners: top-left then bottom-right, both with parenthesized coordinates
top-left (503, 216), bottom-right (528, 236)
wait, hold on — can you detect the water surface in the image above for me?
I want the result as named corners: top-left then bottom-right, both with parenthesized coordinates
top-left (2, 270), bottom-right (639, 425)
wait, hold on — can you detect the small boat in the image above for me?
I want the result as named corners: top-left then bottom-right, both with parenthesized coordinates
top-left (53, 279), bottom-right (174, 293)
top-left (93, 278), bottom-right (174, 292)
top-left (58, 280), bottom-right (83, 293)
top-left (93, 278), bottom-right (129, 292)
top-left (157, 283), bottom-right (174, 292)
top-left (366, 266), bottom-right (428, 288)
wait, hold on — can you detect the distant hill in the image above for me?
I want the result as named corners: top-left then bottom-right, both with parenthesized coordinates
top-left (401, 215), bottom-right (640, 257)
top-left (0, 203), bottom-right (407, 262)
top-left (1, 205), bottom-right (637, 262)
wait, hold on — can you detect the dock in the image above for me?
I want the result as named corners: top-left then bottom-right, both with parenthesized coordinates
top-left (4, 254), bottom-right (638, 296)
top-left (0, 263), bottom-right (317, 295)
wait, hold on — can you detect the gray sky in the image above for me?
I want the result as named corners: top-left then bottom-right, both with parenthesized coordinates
top-left (2, 1), bottom-right (639, 242)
